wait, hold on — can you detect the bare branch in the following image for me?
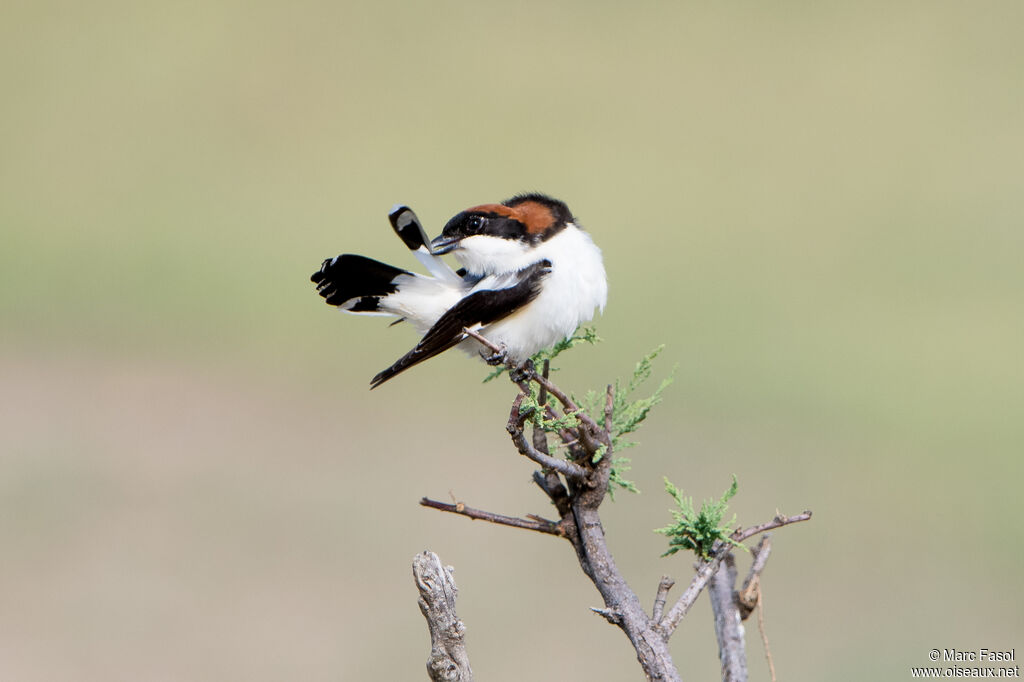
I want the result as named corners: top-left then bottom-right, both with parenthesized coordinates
top-left (603, 383), bottom-right (615, 436)
top-left (462, 326), bottom-right (504, 356)
top-left (413, 551), bottom-right (474, 682)
top-left (420, 497), bottom-right (563, 537)
top-left (658, 553), bottom-right (729, 637)
top-left (537, 359), bottom-right (550, 406)
top-left (708, 553), bottom-right (748, 682)
top-left (733, 511), bottom-right (812, 543)
top-left (738, 535), bottom-right (772, 619)
top-left (652, 575), bottom-right (675, 622)
top-left (507, 394), bottom-right (588, 481)
top-left (531, 470), bottom-right (569, 510)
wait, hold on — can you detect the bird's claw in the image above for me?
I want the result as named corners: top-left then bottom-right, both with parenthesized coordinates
top-left (508, 365), bottom-right (531, 383)
top-left (481, 345), bottom-right (508, 366)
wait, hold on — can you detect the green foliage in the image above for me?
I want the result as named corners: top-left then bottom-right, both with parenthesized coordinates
top-left (517, 381), bottom-right (581, 432)
top-left (580, 345), bottom-right (676, 496)
top-left (587, 345), bottom-right (676, 453)
top-left (487, 327), bottom-right (672, 499)
top-left (655, 476), bottom-right (743, 559)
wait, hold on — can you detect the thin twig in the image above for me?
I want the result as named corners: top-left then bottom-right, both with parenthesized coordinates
top-left (603, 384), bottom-right (615, 435)
top-left (507, 395), bottom-right (588, 481)
top-left (420, 497), bottom-right (563, 536)
top-left (733, 511), bottom-right (812, 543)
top-left (537, 359), bottom-right (550, 406)
top-left (737, 535), bottom-right (776, 682)
top-left (464, 323), bottom-right (585, 456)
top-left (529, 369), bottom-right (604, 443)
top-left (543, 404), bottom-right (586, 458)
top-left (591, 606), bottom-right (624, 625)
top-left (531, 360), bottom-right (573, 516)
top-left (738, 535), bottom-right (772, 619)
top-left (532, 470), bottom-right (571, 516)
top-left (462, 326), bottom-right (504, 356)
top-left (755, 584), bottom-right (777, 682)
top-left (658, 553), bottom-right (729, 637)
top-left (652, 575), bottom-right (675, 622)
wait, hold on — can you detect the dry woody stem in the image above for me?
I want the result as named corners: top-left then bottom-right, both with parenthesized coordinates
top-left (412, 551), bottom-right (474, 682)
top-left (416, 330), bottom-right (812, 682)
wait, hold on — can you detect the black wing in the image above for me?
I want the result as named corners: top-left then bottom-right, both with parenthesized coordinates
top-left (369, 260), bottom-right (551, 389)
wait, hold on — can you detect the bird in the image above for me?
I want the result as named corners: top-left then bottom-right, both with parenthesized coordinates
top-left (311, 193), bottom-right (608, 388)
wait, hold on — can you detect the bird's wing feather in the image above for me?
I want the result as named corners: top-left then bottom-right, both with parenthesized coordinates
top-left (370, 260), bottom-right (551, 388)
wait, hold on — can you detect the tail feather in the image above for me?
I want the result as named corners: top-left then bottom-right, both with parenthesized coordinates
top-left (311, 254), bottom-right (410, 312)
top-left (388, 205), bottom-right (430, 251)
top-left (389, 204), bottom-right (464, 285)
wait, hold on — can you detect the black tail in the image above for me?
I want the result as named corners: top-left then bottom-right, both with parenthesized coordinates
top-left (311, 254), bottom-right (410, 311)
top-left (388, 205), bottom-right (431, 251)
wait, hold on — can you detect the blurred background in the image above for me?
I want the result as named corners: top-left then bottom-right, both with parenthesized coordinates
top-left (2, 1), bottom-right (1021, 680)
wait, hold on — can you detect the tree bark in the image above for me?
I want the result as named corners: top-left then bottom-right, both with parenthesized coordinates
top-left (571, 503), bottom-right (682, 682)
top-left (412, 551), bottom-right (473, 682)
top-left (708, 553), bottom-right (748, 682)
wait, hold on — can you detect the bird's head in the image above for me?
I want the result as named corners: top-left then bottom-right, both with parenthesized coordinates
top-left (430, 193), bottom-right (575, 274)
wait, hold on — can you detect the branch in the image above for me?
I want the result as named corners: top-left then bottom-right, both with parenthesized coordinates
top-left (412, 551), bottom-right (474, 682)
top-left (659, 510), bottom-right (812, 638)
top-left (528, 368), bottom-right (605, 452)
top-left (507, 394), bottom-right (588, 481)
top-left (603, 383), bottom-right (614, 437)
top-left (708, 553), bottom-right (747, 682)
top-left (651, 575), bottom-right (675, 622)
top-left (462, 327), bottom-right (605, 447)
top-left (738, 535), bottom-right (772, 619)
top-left (738, 535), bottom-right (778, 682)
top-left (658, 552), bottom-right (729, 637)
top-left (531, 361), bottom-right (572, 516)
top-left (419, 497), bottom-right (563, 537)
top-left (733, 510), bottom-right (812, 543)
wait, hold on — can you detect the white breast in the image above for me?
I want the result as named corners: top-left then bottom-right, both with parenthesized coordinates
top-left (471, 225), bottom-right (608, 362)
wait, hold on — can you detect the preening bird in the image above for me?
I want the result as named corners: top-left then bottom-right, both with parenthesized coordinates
top-left (311, 193), bottom-right (608, 388)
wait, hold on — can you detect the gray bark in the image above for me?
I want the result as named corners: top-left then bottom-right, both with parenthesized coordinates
top-left (708, 553), bottom-right (748, 682)
top-left (412, 551), bottom-right (473, 682)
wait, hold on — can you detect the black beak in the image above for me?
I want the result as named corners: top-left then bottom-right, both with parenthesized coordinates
top-left (429, 235), bottom-right (461, 255)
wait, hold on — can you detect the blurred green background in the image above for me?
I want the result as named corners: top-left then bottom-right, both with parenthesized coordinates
top-left (2, 1), bottom-right (1021, 680)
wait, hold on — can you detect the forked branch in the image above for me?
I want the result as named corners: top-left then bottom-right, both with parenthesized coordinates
top-left (658, 511), bottom-right (812, 637)
top-left (418, 329), bottom-right (812, 682)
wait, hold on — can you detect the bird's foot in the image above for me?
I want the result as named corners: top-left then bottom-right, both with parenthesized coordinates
top-left (508, 364), bottom-right (531, 383)
top-left (481, 344), bottom-right (508, 366)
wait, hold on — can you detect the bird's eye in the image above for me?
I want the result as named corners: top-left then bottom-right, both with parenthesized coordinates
top-left (467, 216), bottom-right (484, 232)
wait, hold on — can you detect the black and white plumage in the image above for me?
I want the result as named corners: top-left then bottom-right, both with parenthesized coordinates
top-left (311, 193), bottom-right (608, 388)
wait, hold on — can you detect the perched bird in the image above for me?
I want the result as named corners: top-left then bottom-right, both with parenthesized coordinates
top-left (311, 193), bottom-right (607, 388)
